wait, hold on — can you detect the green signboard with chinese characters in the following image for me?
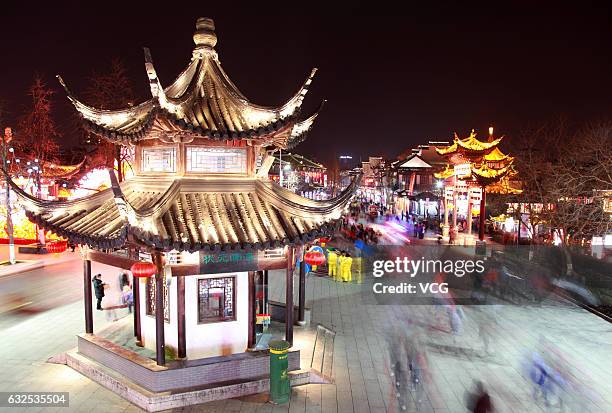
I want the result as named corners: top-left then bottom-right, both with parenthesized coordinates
top-left (199, 251), bottom-right (259, 274)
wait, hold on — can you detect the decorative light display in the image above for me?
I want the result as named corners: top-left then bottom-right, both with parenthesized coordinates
top-left (46, 240), bottom-right (67, 254)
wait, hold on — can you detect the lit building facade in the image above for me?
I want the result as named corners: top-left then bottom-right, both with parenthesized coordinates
top-left (434, 128), bottom-right (517, 240)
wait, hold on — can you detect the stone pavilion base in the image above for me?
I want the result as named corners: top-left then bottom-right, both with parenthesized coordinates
top-left (65, 334), bottom-right (310, 412)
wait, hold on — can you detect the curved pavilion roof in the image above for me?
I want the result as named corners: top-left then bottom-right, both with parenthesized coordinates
top-left (41, 159), bottom-right (86, 179)
top-left (436, 130), bottom-right (503, 156)
top-left (433, 164), bottom-right (454, 180)
top-left (10, 174), bottom-right (360, 252)
top-left (483, 147), bottom-right (513, 162)
top-left (58, 17), bottom-right (321, 147)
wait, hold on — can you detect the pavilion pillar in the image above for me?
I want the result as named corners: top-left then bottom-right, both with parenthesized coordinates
top-left (153, 251), bottom-right (166, 366)
top-left (452, 187), bottom-right (458, 229)
top-left (297, 247), bottom-right (306, 326)
top-left (83, 259), bottom-right (93, 334)
top-left (479, 187), bottom-right (487, 242)
top-left (128, 247), bottom-right (142, 344)
top-left (467, 195), bottom-right (473, 236)
top-left (443, 193), bottom-right (449, 237)
top-left (285, 246), bottom-right (294, 345)
top-left (247, 271), bottom-right (256, 349)
top-left (263, 270), bottom-right (269, 313)
top-left (177, 275), bottom-right (186, 359)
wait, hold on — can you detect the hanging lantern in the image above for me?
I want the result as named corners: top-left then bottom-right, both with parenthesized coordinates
top-left (130, 261), bottom-right (156, 278)
top-left (46, 240), bottom-right (67, 254)
top-left (304, 250), bottom-right (326, 266)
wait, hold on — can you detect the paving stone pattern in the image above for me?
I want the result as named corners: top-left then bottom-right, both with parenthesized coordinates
top-left (1, 261), bottom-right (611, 412)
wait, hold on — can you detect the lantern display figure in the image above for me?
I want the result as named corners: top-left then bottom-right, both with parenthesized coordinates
top-left (46, 240), bottom-right (67, 254)
top-left (130, 261), bottom-right (156, 278)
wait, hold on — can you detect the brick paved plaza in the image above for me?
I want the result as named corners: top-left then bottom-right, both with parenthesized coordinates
top-left (1, 254), bottom-right (611, 412)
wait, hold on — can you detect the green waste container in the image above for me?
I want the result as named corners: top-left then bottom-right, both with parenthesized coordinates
top-left (269, 339), bottom-right (291, 404)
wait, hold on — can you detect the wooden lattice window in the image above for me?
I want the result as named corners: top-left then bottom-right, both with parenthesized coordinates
top-left (146, 277), bottom-right (170, 322)
top-left (142, 147), bottom-right (176, 172)
top-left (198, 277), bottom-right (236, 323)
top-left (186, 147), bottom-right (247, 174)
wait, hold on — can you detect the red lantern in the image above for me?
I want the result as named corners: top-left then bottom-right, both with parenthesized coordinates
top-left (130, 261), bottom-right (157, 278)
top-left (318, 237), bottom-right (331, 244)
top-left (46, 240), bottom-right (67, 254)
top-left (304, 250), bottom-right (326, 266)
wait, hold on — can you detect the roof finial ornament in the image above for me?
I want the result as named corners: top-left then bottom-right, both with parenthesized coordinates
top-left (193, 17), bottom-right (217, 51)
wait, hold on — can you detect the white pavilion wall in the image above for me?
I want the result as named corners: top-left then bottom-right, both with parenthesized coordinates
top-left (184, 272), bottom-right (249, 359)
top-left (137, 271), bottom-right (248, 359)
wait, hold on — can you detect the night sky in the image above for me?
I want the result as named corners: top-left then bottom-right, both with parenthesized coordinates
top-left (2, 3), bottom-right (611, 165)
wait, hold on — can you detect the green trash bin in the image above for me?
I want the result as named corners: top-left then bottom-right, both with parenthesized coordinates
top-left (269, 339), bottom-right (291, 404)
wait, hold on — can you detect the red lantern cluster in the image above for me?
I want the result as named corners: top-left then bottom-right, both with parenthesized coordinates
top-left (130, 261), bottom-right (156, 278)
top-left (46, 240), bottom-right (67, 254)
top-left (304, 250), bottom-right (326, 266)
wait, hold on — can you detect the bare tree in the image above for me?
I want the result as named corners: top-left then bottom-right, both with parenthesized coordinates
top-left (82, 59), bottom-right (135, 181)
top-left (512, 120), bottom-right (612, 245)
top-left (551, 122), bottom-right (612, 242)
top-left (16, 76), bottom-right (61, 164)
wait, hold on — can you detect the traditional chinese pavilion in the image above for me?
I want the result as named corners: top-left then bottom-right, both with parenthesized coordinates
top-left (434, 128), bottom-right (516, 241)
top-left (10, 17), bottom-right (357, 409)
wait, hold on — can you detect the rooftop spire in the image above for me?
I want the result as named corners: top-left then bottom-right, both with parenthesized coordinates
top-left (193, 17), bottom-right (217, 51)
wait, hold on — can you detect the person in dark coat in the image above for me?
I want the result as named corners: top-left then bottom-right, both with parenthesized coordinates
top-left (92, 274), bottom-right (107, 310)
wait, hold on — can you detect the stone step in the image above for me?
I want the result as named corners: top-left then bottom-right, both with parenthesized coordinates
top-left (66, 350), bottom-right (309, 412)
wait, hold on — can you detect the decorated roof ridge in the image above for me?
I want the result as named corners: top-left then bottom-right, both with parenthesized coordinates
top-left (287, 100), bottom-right (325, 150)
top-left (433, 164), bottom-right (454, 179)
top-left (256, 174), bottom-right (360, 216)
top-left (273, 149), bottom-right (326, 170)
top-left (471, 162), bottom-right (512, 180)
top-left (57, 17), bottom-right (320, 146)
top-left (436, 129), bottom-right (503, 155)
top-left (4, 168), bottom-right (112, 213)
top-left (41, 157), bottom-right (87, 178)
top-left (57, 75), bottom-right (156, 134)
top-left (3, 169), bottom-right (129, 249)
top-left (483, 146), bottom-right (514, 162)
top-left (487, 176), bottom-right (523, 195)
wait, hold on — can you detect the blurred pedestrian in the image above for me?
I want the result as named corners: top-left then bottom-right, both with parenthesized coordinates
top-left (92, 274), bottom-right (107, 310)
top-left (449, 226), bottom-right (456, 244)
top-left (122, 285), bottom-right (134, 313)
top-left (466, 381), bottom-right (494, 412)
top-left (447, 305), bottom-right (465, 345)
top-left (118, 272), bottom-right (130, 291)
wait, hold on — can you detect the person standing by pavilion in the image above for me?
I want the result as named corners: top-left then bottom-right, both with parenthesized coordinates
top-left (92, 274), bottom-right (107, 310)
